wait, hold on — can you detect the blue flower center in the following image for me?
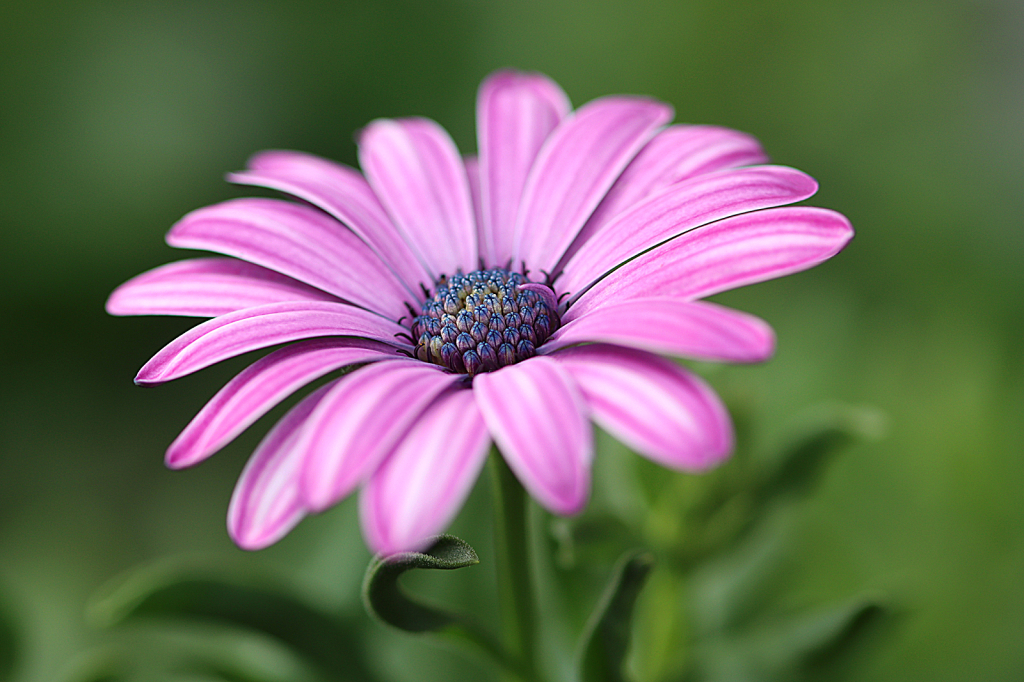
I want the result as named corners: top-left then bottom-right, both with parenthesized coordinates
top-left (411, 268), bottom-right (561, 375)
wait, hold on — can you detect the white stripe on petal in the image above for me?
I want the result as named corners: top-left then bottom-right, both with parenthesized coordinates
top-left (167, 339), bottom-right (401, 469)
top-left (559, 124), bottom-right (768, 266)
top-left (229, 150), bottom-right (432, 292)
top-left (135, 301), bottom-right (411, 385)
top-left (474, 357), bottom-right (592, 515)
top-left (463, 155), bottom-right (485, 243)
top-left (555, 344), bottom-right (733, 471)
top-left (106, 258), bottom-right (339, 317)
top-left (513, 97), bottom-right (673, 274)
top-left (565, 207), bottom-right (854, 322)
top-left (168, 198), bottom-right (414, 319)
top-left (557, 166), bottom-right (818, 297)
top-left (477, 70), bottom-right (571, 267)
top-left (360, 388), bottom-right (490, 555)
top-left (298, 361), bottom-right (460, 512)
top-left (228, 383), bottom-right (334, 550)
top-left (359, 118), bottom-right (478, 277)
top-left (544, 298), bottom-right (775, 363)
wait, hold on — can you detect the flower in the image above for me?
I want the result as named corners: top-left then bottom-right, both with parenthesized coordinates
top-left (107, 70), bottom-right (852, 555)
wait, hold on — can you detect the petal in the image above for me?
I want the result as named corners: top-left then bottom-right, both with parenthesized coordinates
top-left (556, 166), bottom-right (818, 297)
top-left (559, 125), bottom-right (768, 265)
top-left (463, 155), bottom-right (484, 237)
top-left (135, 301), bottom-right (411, 385)
top-left (477, 70), bottom-right (571, 267)
top-left (513, 97), bottom-right (673, 274)
top-left (360, 388), bottom-right (490, 555)
top-left (474, 357), bottom-right (592, 515)
top-left (554, 344), bottom-right (733, 471)
top-left (229, 151), bottom-right (432, 291)
top-left (298, 361), bottom-right (460, 512)
top-left (543, 298), bottom-right (775, 363)
top-left (565, 207), bottom-right (854, 322)
top-left (227, 383), bottom-right (332, 550)
top-left (106, 257), bottom-right (339, 317)
top-left (167, 198), bottom-right (414, 319)
top-left (359, 118), bottom-right (477, 276)
top-left (166, 338), bottom-right (402, 469)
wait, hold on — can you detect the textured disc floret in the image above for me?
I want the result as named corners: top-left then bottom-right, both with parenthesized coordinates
top-left (411, 268), bottom-right (561, 375)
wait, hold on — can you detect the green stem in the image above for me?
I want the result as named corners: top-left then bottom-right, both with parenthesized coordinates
top-left (490, 451), bottom-right (539, 682)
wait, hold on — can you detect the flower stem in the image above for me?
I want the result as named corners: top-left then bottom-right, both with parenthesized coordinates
top-left (490, 451), bottom-right (539, 682)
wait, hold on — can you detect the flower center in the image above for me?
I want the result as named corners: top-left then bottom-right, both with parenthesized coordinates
top-left (411, 268), bottom-right (561, 376)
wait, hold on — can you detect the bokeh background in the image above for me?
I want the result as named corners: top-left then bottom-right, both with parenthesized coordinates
top-left (2, 0), bottom-right (1022, 680)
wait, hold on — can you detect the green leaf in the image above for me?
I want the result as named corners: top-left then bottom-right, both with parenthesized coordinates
top-left (784, 597), bottom-right (888, 674)
top-left (0, 598), bottom-right (18, 682)
top-left (362, 535), bottom-right (522, 677)
top-left (362, 534), bottom-right (480, 632)
top-left (550, 514), bottom-right (640, 571)
top-left (87, 559), bottom-right (377, 682)
top-left (754, 405), bottom-right (885, 504)
top-left (577, 550), bottom-right (655, 682)
top-left (170, 634), bottom-right (329, 682)
top-left (175, 660), bottom-right (305, 682)
top-left (692, 595), bottom-right (887, 682)
top-left (689, 527), bottom-right (786, 637)
top-left (58, 648), bottom-right (128, 682)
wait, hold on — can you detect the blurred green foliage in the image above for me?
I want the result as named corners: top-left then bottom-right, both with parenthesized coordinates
top-left (1, 0), bottom-right (1022, 680)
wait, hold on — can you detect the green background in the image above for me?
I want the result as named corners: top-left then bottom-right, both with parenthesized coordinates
top-left (1, 0), bottom-right (1021, 680)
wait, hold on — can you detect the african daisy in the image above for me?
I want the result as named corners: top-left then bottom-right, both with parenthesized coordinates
top-left (107, 70), bottom-right (852, 555)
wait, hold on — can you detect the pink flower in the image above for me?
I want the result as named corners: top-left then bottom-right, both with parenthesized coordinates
top-left (108, 71), bottom-right (852, 555)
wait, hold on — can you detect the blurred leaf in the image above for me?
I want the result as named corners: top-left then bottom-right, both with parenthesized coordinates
top-left (0, 598), bottom-right (17, 682)
top-left (663, 405), bottom-right (885, 569)
top-left (577, 550), bottom-right (655, 682)
top-left (545, 512), bottom-right (643, 629)
top-left (550, 515), bottom-right (640, 571)
top-left (87, 558), bottom-right (377, 682)
top-left (691, 596), bottom-right (887, 682)
top-left (62, 632), bottom-right (326, 682)
top-left (753, 405), bottom-right (885, 505)
top-left (65, 669), bottom-right (126, 682)
top-left (59, 648), bottom-right (128, 682)
top-left (172, 635), bottom-right (327, 682)
top-left (756, 597), bottom-right (886, 677)
top-left (628, 566), bottom-right (688, 682)
top-left (177, 660), bottom-right (300, 682)
top-left (798, 598), bottom-right (889, 672)
top-left (689, 526), bottom-right (787, 637)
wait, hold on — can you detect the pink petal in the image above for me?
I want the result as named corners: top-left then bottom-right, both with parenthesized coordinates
top-left (565, 207), bottom-right (854, 322)
top-left (477, 70), bottom-right (571, 267)
top-left (463, 155), bottom-right (485, 238)
top-left (106, 258), bottom-right (339, 317)
top-left (474, 357), bottom-right (592, 515)
top-left (229, 151), bottom-right (432, 291)
top-left (513, 97), bottom-right (673, 275)
top-left (559, 125), bottom-right (768, 265)
top-left (556, 166), bottom-right (818, 297)
top-left (227, 383), bottom-right (332, 550)
top-left (360, 388), bottom-right (490, 555)
top-left (359, 118), bottom-right (477, 277)
top-left (298, 361), bottom-right (460, 512)
top-left (166, 338), bottom-right (402, 469)
top-left (554, 344), bottom-right (733, 471)
top-left (167, 198), bottom-right (414, 319)
top-left (135, 301), bottom-right (411, 385)
top-left (543, 298), bottom-right (775, 363)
